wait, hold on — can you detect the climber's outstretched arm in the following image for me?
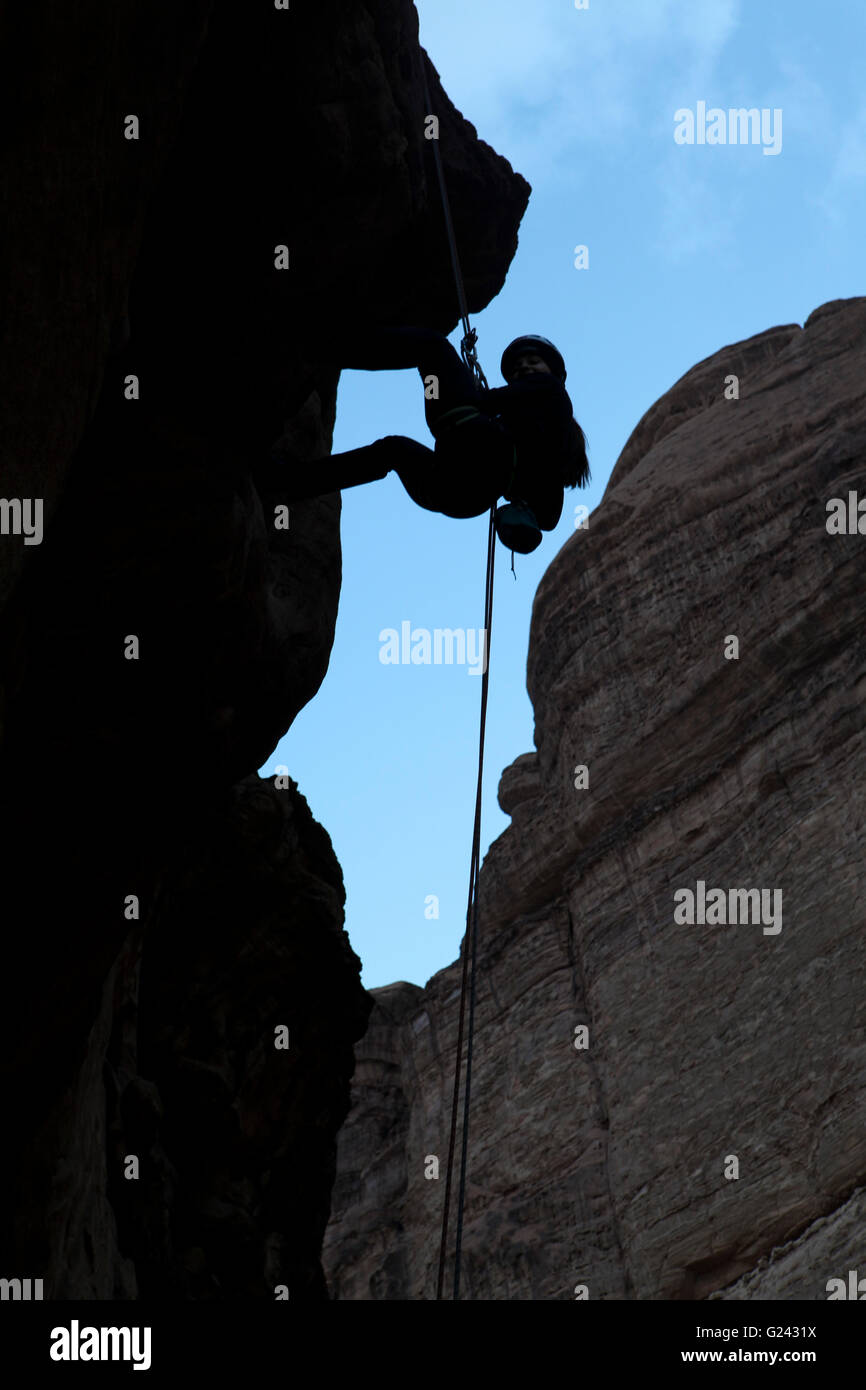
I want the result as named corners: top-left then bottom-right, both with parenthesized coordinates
top-left (299, 323), bottom-right (478, 442)
top-left (302, 323), bottom-right (476, 411)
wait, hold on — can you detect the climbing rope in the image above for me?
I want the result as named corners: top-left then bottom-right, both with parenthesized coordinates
top-left (421, 57), bottom-right (496, 1301)
top-left (420, 64), bottom-right (489, 393)
top-left (434, 507), bottom-right (495, 1302)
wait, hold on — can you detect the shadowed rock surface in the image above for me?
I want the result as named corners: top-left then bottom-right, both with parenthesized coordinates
top-left (0, 1), bottom-right (528, 1297)
top-left (323, 296), bottom-right (866, 1300)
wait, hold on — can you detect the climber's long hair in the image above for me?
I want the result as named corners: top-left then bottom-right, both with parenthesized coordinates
top-left (563, 418), bottom-right (590, 489)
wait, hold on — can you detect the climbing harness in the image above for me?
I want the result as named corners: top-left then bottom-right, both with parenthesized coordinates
top-left (421, 59), bottom-right (497, 1301)
top-left (430, 403), bottom-right (486, 438)
top-left (432, 406), bottom-right (518, 495)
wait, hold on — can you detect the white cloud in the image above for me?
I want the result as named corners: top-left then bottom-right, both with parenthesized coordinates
top-left (811, 97), bottom-right (866, 223)
top-left (416, 0), bottom-right (742, 178)
top-left (653, 154), bottom-right (744, 259)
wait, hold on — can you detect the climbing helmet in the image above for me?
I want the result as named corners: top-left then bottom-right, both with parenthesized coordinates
top-left (500, 335), bottom-right (566, 383)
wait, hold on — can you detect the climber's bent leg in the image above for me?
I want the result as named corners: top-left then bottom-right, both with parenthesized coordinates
top-left (396, 417), bottom-right (513, 520)
top-left (261, 423), bottom-right (519, 527)
top-left (264, 440), bottom-right (393, 502)
top-left (284, 430), bottom-right (505, 519)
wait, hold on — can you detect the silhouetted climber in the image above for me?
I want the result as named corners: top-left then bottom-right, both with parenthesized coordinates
top-left (276, 324), bottom-right (590, 554)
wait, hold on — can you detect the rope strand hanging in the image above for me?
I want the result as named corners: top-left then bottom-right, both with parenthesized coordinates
top-left (421, 64), bottom-right (489, 393)
top-left (421, 57), bottom-right (494, 1301)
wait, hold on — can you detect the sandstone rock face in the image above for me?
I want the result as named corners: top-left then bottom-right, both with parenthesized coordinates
top-left (324, 297), bottom-right (866, 1300)
top-left (0, 3), bottom-right (528, 1296)
top-left (322, 982), bottom-right (426, 1301)
top-left (708, 1188), bottom-right (866, 1301)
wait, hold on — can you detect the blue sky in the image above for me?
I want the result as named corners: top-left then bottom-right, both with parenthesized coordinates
top-left (261, 0), bottom-right (865, 990)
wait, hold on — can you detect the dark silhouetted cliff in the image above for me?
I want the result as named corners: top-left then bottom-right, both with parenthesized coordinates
top-left (0, 0), bottom-right (528, 1298)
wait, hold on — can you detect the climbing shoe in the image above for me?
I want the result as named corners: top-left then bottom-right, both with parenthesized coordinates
top-left (494, 501), bottom-right (542, 554)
